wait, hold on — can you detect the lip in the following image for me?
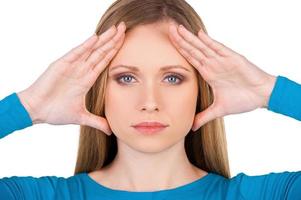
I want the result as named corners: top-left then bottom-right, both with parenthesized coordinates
top-left (131, 122), bottom-right (169, 134)
top-left (132, 126), bottom-right (167, 134)
top-left (132, 121), bottom-right (168, 128)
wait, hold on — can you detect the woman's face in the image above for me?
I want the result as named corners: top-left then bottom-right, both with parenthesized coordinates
top-left (105, 21), bottom-right (199, 153)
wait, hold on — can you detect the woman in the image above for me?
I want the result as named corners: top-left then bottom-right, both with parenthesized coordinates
top-left (0, 0), bottom-right (300, 199)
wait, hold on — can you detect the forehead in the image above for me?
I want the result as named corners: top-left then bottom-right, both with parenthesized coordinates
top-left (108, 22), bottom-right (196, 73)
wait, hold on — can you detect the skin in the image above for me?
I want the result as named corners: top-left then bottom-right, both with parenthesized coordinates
top-left (17, 18), bottom-right (277, 191)
top-left (89, 21), bottom-right (206, 191)
top-left (168, 22), bottom-right (276, 131)
top-left (18, 22), bottom-right (127, 134)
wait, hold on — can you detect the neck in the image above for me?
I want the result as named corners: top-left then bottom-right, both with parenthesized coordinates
top-left (92, 139), bottom-right (207, 191)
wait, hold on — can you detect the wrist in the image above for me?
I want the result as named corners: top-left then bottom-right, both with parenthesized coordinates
top-left (17, 89), bottom-right (43, 124)
top-left (261, 74), bottom-right (277, 109)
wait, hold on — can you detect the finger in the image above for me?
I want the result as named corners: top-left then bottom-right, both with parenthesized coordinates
top-left (60, 34), bottom-right (99, 63)
top-left (86, 22), bottom-right (126, 71)
top-left (168, 34), bottom-right (211, 82)
top-left (170, 36), bottom-right (203, 68)
top-left (197, 29), bottom-right (234, 57)
top-left (192, 104), bottom-right (220, 132)
top-left (80, 111), bottom-right (113, 136)
top-left (80, 24), bottom-right (118, 61)
top-left (169, 23), bottom-right (207, 65)
top-left (92, 32), bottom-right (125, 75)
top-left (177, 25), bottom-right (216, 58)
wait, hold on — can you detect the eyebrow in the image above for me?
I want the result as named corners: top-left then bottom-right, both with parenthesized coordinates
top-left (109, 64), bottom-right (191, 73)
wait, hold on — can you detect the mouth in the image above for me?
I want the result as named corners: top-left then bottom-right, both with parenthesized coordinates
top-left (132, 121), bottom-right (168, 127)
top-left (132, 126), bottom-right (167, 134)
top-left (131, 121), bottom-right (169, 134)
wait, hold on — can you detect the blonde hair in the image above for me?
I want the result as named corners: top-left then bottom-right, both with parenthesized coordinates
top-left (74, 0), bottom-right (231, 179)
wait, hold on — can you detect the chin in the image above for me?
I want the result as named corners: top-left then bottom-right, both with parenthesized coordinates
top-left (115, 127), bottom-right (186, 153)
top-left (123, 137), bottom-right (178, 154)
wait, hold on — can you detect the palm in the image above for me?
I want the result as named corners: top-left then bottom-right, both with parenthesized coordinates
top-left (168, 22), bottom-right (276, 131)
top-left (19, 22), bottom-right (127, 135)
top-left (33, 61), bottom-right (91, 125)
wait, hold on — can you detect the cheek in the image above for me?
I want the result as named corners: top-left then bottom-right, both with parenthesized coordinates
top-left (166, 85), bottom-right (198, 130)
top-left (104, 83), bottom-right (136, 131)
top-left (168, 84), bottom-right (197, 112)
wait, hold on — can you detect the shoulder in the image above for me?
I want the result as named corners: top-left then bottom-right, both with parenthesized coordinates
top-left (227, 171), bottom-right (301, 199)
top-left (0, 173), bottom-right (87, 199)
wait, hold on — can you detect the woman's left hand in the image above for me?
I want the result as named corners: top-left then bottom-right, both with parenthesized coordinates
top-left (168, 22), bottom-right (277, 132)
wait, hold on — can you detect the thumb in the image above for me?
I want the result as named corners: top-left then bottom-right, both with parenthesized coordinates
top-left (192, 104), bottom-right (220, 132)
top-left (80, 111), bottom-right (113, 136)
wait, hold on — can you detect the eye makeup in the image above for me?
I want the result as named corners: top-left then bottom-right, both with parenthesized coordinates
top-left (112, 72), bottom-right (186, 86)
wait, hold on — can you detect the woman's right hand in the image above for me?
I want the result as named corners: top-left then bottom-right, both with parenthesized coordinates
top-left (17, 21), bottom-right (127, 136)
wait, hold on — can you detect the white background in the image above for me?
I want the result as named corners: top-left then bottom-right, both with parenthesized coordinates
top-left (0, 0), bottom-right (300, 179)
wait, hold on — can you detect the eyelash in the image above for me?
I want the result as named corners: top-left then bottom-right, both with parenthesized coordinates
top-left (114, 73), bottom-right (184, 85)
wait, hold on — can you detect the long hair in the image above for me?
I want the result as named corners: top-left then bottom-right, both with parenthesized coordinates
top-left (74, 0), bottom-right (231, 179)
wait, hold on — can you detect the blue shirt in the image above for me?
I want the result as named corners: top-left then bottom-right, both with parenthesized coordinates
top-left (0, 75), bottom-right (301, 199)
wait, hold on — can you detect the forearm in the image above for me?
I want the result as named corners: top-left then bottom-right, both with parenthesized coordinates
top-left (0, 92), bottom-right (33, 138)
top-left (266, 75), bottom-right (301, 121)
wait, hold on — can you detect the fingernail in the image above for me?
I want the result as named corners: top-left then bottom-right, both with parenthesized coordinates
top-left (179, 24), bottom-right (185, 30)
top-left (198, 28), bottom-right (204, 34)
top-left (117, 21), bottom-right (125, 29)
top-left (110, 24), bottom-right (116, 30)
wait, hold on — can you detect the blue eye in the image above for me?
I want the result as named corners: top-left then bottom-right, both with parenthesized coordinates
top-left (115, 73), bottom-right (183, 85)
top-left (165, 74), bottom-right (182, 84)
top-left (117, 74), bottom-right (135, 84)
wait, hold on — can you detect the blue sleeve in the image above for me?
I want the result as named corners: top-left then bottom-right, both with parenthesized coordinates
top-left (268, 75), bottom-right (301, 120)
top-left (0, 92), bottom-right (33, 139)
top-left (0, 175), bottom-right (59, 200)
top-left (235, 171), bottom-right (301, 199)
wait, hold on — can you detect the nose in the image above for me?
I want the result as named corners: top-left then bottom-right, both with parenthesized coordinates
top-left (140, 83), bottom-right (160, 112)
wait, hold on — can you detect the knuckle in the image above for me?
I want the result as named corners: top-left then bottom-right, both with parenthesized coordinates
top-left (186, 35), bottom-right (193, 43)
top-left (87, 59), bottom-right (96, 67)
top-left (216, 48), bottom-right (225, 56)
top-left (111, 36), bottom-right (119, 45)
top-left (96, 48), bottom-right (106, 56)
top-left (199, 58), bottom-right (206, 65)
top-left (199, 46), bottom-right (207, 53)
top-left (189, 49), bottom-right (196, 56)
top-left (207, 41), bottom-right (215, 48)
